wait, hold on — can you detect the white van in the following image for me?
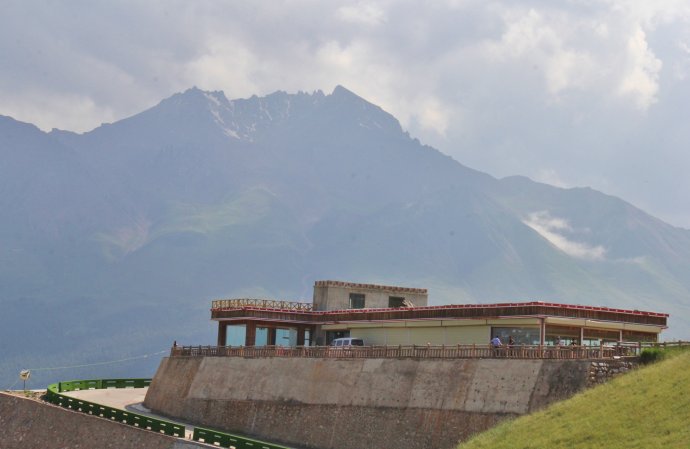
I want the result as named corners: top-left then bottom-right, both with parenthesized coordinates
top-left (331, 337), bottom-right (364, 347)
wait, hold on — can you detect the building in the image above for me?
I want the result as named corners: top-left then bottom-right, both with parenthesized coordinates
top-left (211, 280), bottom-right (668, 347)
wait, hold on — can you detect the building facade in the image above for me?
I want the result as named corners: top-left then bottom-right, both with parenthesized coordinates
top-left (211, 280), bottom-right (668, 347)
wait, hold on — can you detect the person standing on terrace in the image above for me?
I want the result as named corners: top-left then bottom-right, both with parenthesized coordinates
top-left (490, 336), bottom-right (502, 357)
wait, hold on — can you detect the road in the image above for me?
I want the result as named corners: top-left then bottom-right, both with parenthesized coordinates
top-left (62, 387), bottom-right (197, 439)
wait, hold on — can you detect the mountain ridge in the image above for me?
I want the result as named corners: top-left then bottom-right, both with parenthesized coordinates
top-left (1, 86), bottom-right (688, 387)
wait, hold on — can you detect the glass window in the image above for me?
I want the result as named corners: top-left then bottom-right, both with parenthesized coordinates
top-left (545, 325), bottom-right (580, 346)
top-left (389, 296), bottom-right (405, 308)
top-left (226, 324), bottom-right (246, 346)
top-left (583, 328), bottom-right (620, 346)
top-left (622, 330), bottom-right (657, 343)
top-left (491, 327), bottom-right (540, 346)
top-left (276, 328), bottom-right (297, 347)
top-left (326, 331), bottom-right (348, 345)
top-left (349, 293), bottom-right (365, 309)
top-left (255, 327), bottom-right (268, 346)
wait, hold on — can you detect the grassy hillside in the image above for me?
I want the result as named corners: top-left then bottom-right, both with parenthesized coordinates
top-left (460, 349), bottom-right (690, 449)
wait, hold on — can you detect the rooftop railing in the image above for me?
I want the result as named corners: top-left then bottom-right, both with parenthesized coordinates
top-left (212, 298), bottom-right (313, 312)
top-left (170, 343), bottom-right (648, 360)
top-left (211, 298), bottom-right (313, 312)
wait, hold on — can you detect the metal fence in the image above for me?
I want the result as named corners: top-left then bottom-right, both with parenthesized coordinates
top-left (45, 378), bottom-right (185, 438)
top-left (193, 427), bottom-right (291, 449)
top-left (44, 377), bottom-right (294, 448)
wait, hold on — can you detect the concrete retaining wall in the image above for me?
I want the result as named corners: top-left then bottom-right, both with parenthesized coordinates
top-left (145, 357), bottom-right (595, 449)
top-left (0, 392), bottom-right (204, 449)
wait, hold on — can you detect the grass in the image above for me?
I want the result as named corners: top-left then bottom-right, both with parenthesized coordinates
top-left (459, 348), bottom-right (690, 449)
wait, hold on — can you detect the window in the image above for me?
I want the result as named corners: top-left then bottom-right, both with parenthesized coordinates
top-left (349, 293), bottom-right (365, 309)
top-left (326, 331), bottom-right (349, 345)
top-left (491, 327), bottom-right (540, 346)
top-left (545, 325), bottom-right (581, 346)
top-left (389, 296), bottom-right (405, 308)
top-left (583, 328), bottom-right (620, 346)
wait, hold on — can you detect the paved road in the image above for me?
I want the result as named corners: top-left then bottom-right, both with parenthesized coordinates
top-left (63, 387), bottom-right (197, 439)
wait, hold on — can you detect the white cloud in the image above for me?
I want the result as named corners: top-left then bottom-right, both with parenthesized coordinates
top-left (533, 169), bottom-right (570, 188)
top-left (476, 5), bottom-right (663, 108)
top-left (337, 3), bottom-right (386, 26)
top-left (1, 1), bottom-right (690, 227)
top-left (616, 26), bottom-right (662, 110)
top-left (524, 211), bottom-right (607, 261)
top-left (1, 89), bottom-right (119, 133)
top-left (184, 38), bottom-right (261, 96)
top-left (674, 41), bottom-right (690, 80)
top-left (416, 96), bottom-right (451, 136)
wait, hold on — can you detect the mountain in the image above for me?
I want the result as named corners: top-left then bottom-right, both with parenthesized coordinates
top-left (1, 86), bottom-right (689, 387)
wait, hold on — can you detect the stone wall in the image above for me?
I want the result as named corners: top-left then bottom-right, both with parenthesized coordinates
top-left (145, 356), bottom-right (594, 449)
top-left (588, 359), bottom-right (637, 386)
top-left (0, 392), bottom-right (204, 449)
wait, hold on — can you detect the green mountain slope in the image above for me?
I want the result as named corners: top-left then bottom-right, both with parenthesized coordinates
top-left (460, 350), bottom-right (690, 449)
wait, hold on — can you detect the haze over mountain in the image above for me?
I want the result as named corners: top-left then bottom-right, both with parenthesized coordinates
top-left (1, 86), bottom-right (688, 386)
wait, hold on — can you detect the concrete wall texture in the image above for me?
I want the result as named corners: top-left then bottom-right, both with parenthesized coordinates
top-left (0, 392), bottom-right (205, 449)
top-left (313, 282), bottom-right (428, 311)
top-left (145, 356), bottom-right (594, 449)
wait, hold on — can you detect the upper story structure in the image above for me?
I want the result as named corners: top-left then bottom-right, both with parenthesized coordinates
top-left (313, 280), bottom-right (428, 310)
top-left (210, 280), bottom-right (668, 348)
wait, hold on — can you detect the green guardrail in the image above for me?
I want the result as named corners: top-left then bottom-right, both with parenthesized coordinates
top-left (44, 378), bottom-right (294, 448)
top-left (45, 378), bottom-right (185, 438)
top-left (193, 427), bottom-right (292, 449)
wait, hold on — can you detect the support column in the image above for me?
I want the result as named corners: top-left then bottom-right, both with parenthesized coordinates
top-left (245, 321), bottom-right (256, 346)
top-left (309, 326), bottom-right (316, 346)
top-left (267, 327), bottom-right (277, 346)
top-left (217, 322), bottom-right (227, 346)
top-left (296, 326), bottom-right (305, 346)
top-left (580, 327), bottom-right (585, 346)
top-left (539, 318), bottom-right (546, 345)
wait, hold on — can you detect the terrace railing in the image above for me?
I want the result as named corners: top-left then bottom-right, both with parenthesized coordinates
top-left (212, 298), bottom-right (313, 311)
top-left (170, 343), bottom-right (640, 360)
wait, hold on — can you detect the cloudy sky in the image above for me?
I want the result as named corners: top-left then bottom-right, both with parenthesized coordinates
top-left (2, 0), bottom-right (690, 227)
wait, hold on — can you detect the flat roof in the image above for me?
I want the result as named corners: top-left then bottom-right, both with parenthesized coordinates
top-left (314, 301), bottom-right (668, 318)
top-left (314, 280), bottom-right (427, 294)
top-left (211, 300), bottom-right (668, 327)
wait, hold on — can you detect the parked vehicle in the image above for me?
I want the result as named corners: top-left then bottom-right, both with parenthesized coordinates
top-left (331, 337), bottom-right (364, 347)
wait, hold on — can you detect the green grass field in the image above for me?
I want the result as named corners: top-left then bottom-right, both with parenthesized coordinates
top-left (459, 349), bottom-right (690, 449)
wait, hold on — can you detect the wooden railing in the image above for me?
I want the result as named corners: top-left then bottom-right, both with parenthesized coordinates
top-left (211, 298), bottom-right (313, 311)
top-left (642, 341), bottom-right (690, 349)
top-left (170, 344), bottom-right (640, 360)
